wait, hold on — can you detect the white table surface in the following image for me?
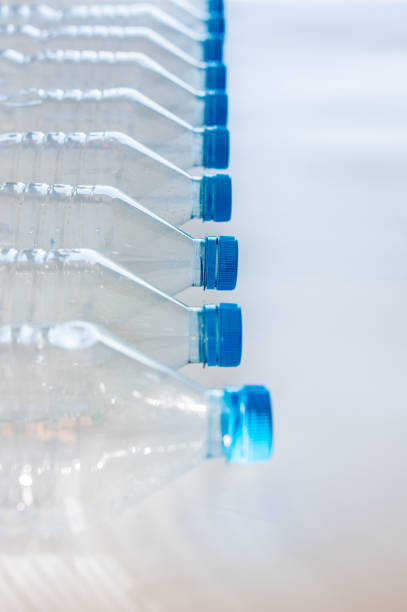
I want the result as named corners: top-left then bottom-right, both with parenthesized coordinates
top-left (0, 1), bottom-right (406, 610)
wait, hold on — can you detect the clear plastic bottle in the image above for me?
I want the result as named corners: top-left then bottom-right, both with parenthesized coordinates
top-left (0, 26), bottom-right (227, 91)
top-left (0, 88), bottom-right (229, 169)
top-left (0, 132), bottom-right (232, 225)
top-left (0, 5), bottom-right (225, 62)
top-left (0, 321), bottom-right (272, 534)
top-left (0, 247), bottom-right (242, 368)
top-left (0, 183), bottom-right (237, 294)
top-left (0, 50), bottom-right (227, 126)
top-left (0, 2), bottom-right (226, 35)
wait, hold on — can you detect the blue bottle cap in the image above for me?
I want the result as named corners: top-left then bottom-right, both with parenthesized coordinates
top-left (201, 304), bottom-right (242, 366)
top-left (203, 91), bottom-right (228, 126)
top-left (208, 0), bottom-right (224, 12)
top-left (207, 15), bottom-right (225, 36)
top-left (203, 36), bottom-right (223, 62)
top-left (221, 386), bottom-right (273, 462)
top-left (204, 236), bottom-right (238, 290)
top-left (202, 127), bottom-right (229, 169)
top-left (201, 174), bottom-right (232, 222)
top-left (205, 62), bottom-right (227, 90)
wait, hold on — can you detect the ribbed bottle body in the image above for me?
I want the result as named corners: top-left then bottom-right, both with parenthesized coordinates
top-left (0, 183), bottom-right (199, 292)
top-left (0, 90), bottom-right (201, 169)
top-left (2, 2), bottom-right (213, 29)
top-left (0, 322), bottom-right (215, 533)
top-left (0, 27), bottom-right (209, 88)
top-left (0, 6), bottom-right (210, 57)
top-left (0, 132), bottom-right (198, 223)
top-left (0, 249), bottom-right (195, 367)
top-left (0, 51), bottom-right (205, 123)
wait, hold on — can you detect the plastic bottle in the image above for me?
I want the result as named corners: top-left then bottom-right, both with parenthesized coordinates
top-left (0, 183), bottom-right (237, 294)
top-left (0, 89), bottom-right (228, 169)
top-left (0, 26), bottom-right (227, 91)
top-left (0, 5), bottom-right (225, 62)
top-left (0, 247), bottom-right (242, 368)
top-left (0, 50), bottom-right (227, 126)
top-left (0, 132), bottom-right (231, 225)
top-left (0, 2), bottom-right (225, 35)
top-left (0, 321), bottom-right (272, 534)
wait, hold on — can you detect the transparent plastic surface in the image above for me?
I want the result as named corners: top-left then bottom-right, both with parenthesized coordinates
top-left (0, 248), bottom-right (203, 368)
top-left (0, 183), bottom-right (201, 293)
top-left (0, 50), bottom-right (207, 124)
top-left (0, 132), bottom-right (201, 224)
top-left (0, 27), bottom-right (213, 90)
top-left (0, 321), bottom-right (224, 533)
top-left (0, 5), bottom-right (212, 55)
top-left (0, 2), bottom-right (214, 28)
top-left (0, 89), bottom-right (205, 169)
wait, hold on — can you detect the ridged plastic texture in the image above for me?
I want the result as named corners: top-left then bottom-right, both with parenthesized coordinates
top-left (0, 4), bottom-right (211, 41)
top-left (217, 236), bottom-right (238, 289)
top-left (204, 91), bottom-right (228, 126)
top-left (0, 22), bottom-right (221, 85)
top-left (0, 131), bottom-right (205, 225)
top-left (0, 87), bottom-right (227, 170)
top-left (203, 36), bottom-right (223, 62)
top-left (202, 304), bottom-right (242, 367)
top-left (201, 174), bottom-right (232, 221)
top-left (208, 0), bottom-right (225, 14)
top-left (202, 127), bottom-right (229, 169)
top-left (204, 236), bottom-right (238, 290)
top-left (222, 386), bottom-right (273, 462)
top-left (207, 15), bottom-right (225, 36)
top-left (0, 49), bottom-right (214, 127)
top-left (205, 62), bottom-right (227, 90)
top-left (0, 181), bottom-right (226, 293)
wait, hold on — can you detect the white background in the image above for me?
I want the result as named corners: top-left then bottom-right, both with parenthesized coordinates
top-left (1, 1), bottom-right (406, 610)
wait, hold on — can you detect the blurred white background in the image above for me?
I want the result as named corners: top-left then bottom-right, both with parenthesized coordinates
top-left (1, 1), bottom-right (406, 610)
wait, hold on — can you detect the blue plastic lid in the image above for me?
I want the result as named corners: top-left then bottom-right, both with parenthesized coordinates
top-left (200, 174), bottom-right (232, 222)
top-left (201, 304), bottom-right (242, 366)
top-left (203, 36), bottom-right (223, 62)
top-left (204, 236), bottom-right (238, 290)
top-left (208, 0), bottom-right (224, 12)
top-left (221, 386), bottom-right (273, 462)
top-left (205, 62), bottom-right (227, 90)
top-left (207, 15), bottom-right (225, 36)
top-left (203, 91), bottom-right (228, 126)
top-left (202, 127), bottom-right (229, 169)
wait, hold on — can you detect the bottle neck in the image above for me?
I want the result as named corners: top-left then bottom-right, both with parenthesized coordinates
top-left (205, 390), bottom-right (225, 459)
top-left (188, 307), bottom-right (204, 363)
top-left (191, 238), bottom-right (224, 289)
top-left (192, 238), bottom-right (204, 287)
top-left (188, 305), bottom-right (224, 365)
top-left (193, 130), bottom-right (205, 167)
top-left (191, 177), bottom-right (202, 219)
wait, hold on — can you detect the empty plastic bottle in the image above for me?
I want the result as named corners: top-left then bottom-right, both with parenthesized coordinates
top-left (0, 26), bottom-right (227, 91)
top-left (0, 5), bottom-right (224, 62)
top-left (0, 247), bottom-right (242, 367)
top-left (0, 183), bottom-right (237, 294)
top-left (0, 132), bottom-right (231, 225)
top-left (1, 2), bottom-right (226, 35)
top-left (0, 89), bottom-right (229, 169)
top-left (0, 321), bottom-right (272, 533)
top-left (0, 50), bottom-right (227, 126)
